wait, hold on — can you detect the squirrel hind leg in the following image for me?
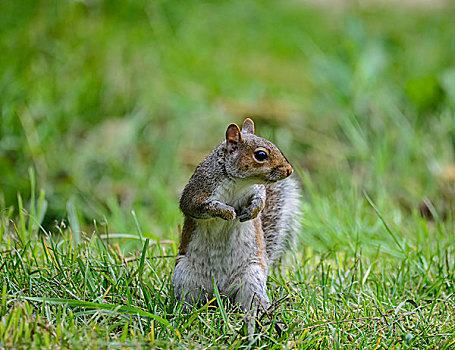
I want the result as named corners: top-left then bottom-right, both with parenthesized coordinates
top-left (173, 259), bottom-right (213, 309)
top-left (174, 283), bottom-right (210, 310)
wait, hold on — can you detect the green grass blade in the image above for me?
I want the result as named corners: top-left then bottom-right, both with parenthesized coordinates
top-left (21, 296), bottom-right (173, 330)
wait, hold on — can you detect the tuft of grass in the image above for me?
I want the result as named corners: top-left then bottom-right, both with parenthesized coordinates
top-left (2, 180), bottom-right (455, 348)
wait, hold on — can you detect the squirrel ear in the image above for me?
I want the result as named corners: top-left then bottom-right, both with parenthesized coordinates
top-left (241, 118), bottom-right (255, 134)
top-left (226, 123), bottom-right (242, 153)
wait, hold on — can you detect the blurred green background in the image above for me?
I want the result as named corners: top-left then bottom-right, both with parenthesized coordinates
top-left (1, 0), bottom-right (454, 245)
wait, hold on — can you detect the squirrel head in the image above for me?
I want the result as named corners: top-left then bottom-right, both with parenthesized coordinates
top-left (224, 118), bottom-right (293, 183)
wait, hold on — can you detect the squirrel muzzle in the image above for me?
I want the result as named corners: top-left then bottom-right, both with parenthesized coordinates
top-left (268, 162), bottom-right (293, 182)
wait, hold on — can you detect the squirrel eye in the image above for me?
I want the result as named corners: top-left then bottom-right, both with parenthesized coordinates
top-left (253, 150), bottom-right (268, 162)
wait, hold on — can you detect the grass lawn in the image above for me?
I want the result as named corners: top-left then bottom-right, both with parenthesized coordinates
top-left (1, 0), bottom-right (455, 348)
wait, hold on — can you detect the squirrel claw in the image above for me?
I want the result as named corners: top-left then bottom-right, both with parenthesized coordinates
top-left (220, 208), bottom-right (236, 221)
top-left (237, 205), bottom-right (262, 222)
top-left (236, 208), bottom-right (250, 222)
top-left (238, 214), bottom-right (250, 222)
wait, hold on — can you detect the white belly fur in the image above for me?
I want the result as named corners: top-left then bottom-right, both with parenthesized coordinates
top-left (185, 181), bottom-right (261, 293)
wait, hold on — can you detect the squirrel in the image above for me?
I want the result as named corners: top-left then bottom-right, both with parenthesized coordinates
top-left (173, 118), bottom-right (301, 334)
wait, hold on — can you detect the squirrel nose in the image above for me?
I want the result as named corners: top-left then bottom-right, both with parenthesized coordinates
top-left (286, 164), bottom-right (293, 177)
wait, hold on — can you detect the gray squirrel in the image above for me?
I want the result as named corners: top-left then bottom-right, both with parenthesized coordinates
top-left (173, 118), bottom-right (301, 334)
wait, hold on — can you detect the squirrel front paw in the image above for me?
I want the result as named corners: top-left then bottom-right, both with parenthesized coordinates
top-left (237, 203), bottom-right (264, 222)
top-left (216, 205), bottom-right (237, 221)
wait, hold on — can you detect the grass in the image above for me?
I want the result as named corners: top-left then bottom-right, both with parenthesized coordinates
top-left (1, 0), bottom-right (455, 348)
top-left (2, 187), bottom-right (455, 348)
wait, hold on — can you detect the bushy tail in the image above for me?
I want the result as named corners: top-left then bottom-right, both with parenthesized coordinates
top-left (261, 177), bottom-right (302, 264)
